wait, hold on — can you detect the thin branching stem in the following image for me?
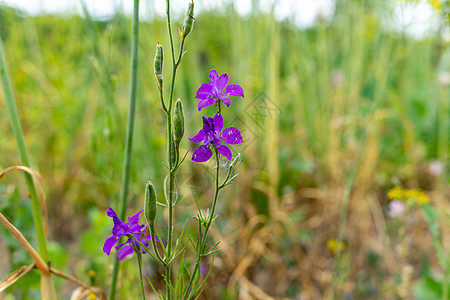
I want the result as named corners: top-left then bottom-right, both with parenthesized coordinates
top-left (183, 151), bottom-right (221, 299)
top-left (159, 86), bottom-right (168, 113)
top-left (164, 1), bottom-right (189, 298)
top-left (136, 250), bottom-right (146, 300)
top-left (166, 171), bottom-right (175, 300)
top-left (150, 225), bottom-right (166, 266)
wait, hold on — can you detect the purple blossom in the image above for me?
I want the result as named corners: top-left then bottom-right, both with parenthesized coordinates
top-left (195, 69), bottom-right (244, 111)
top-left (189, 111), bottom-right (243, 162)
top-left (388, 200), bottom-right (406, 218)
top-left (103, 207), bottom-right (163, 260)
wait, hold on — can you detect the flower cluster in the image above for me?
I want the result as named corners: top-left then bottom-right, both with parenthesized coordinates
top-left (189, 112), bottom-right (243, 162)
top-left (191, 69), bottom-right (244, 162)
top-left (387, 187), bottom-right (429, 206)
top-left (103, 207), bottom-right (162, 261)
top-left (327, 239), bottom-right (346, 255)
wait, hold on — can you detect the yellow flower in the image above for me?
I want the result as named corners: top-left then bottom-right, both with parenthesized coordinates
top-left (428, 0), bottom-right (442, 11)
top-left (387, 186), bottom-right (405, 200)
top-left (415, 191), bottom-right (429, 205)
top-left (327, 239), bottom-right (346, 254)
top-left (387, 186), bottom-right (429, 206)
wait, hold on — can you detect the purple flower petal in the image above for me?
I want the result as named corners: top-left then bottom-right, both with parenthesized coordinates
top-left (116, 245), bottom-right (134, 261)
top-left (111, 221), bottom-right (130, 237)
top-left (127, 223), bottom-right (144, 233)
top-left (189, 129), bottom-right (206, 143)
top-left (225, 84), bottom-right (244, 98)
top-left (194, 93), bottom-right (210, 100)
top-left (222, 127), bottom-right (243, 145)
top-left (140, 234), bottom-right (165, 247)
top-left (196, 83), bottom-right (213, 95)
top-left (215, 73), bottom-right (229, 91)
top-left (212, 135), bottom-right (223, 149)
top-left (192, 145), bottom-right (213, 162)
top-left (213, 111), bottom-right (223, 132)
top-left (209, 69), bottom-right (219, 83)
top-left (106, 207), bottom-right (122, 226)
top-left (103, 235), bottom-right (119, 255)
top-left (197, 97), bottom-right (215, 111)
top-left (217, 144), bottom-right (232, 161)
top-left (141, 234), bottom-right (151, 243)
top-left (127, 209), bottom-right (143, 224)
top-left (114, 241), bottom-right (128, 250)
top-left (221, 98), bottom-right (231, 107)
top-left (106, 207), bottom-right (117, 218)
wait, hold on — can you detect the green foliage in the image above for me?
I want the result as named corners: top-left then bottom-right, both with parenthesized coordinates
top-left (0, 0), bottom-right (448, 298)
top-left (414, 274), bottom-right (450, 300)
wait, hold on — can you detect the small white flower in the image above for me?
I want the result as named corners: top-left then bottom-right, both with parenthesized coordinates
top-left (429, 159), bottom-right (443, 177)
top-left (437, 71), bottom-right (450, 87)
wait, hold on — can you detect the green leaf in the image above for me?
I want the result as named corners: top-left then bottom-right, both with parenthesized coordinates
top-left (413, 274), bottom-right (450, 300)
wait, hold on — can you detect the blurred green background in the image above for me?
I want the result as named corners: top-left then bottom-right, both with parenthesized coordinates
top-left (0, 0), bottom-right (449, 299)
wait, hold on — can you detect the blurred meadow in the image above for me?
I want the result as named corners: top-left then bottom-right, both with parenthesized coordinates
top-left (0, 0), bottom-right (449, 299)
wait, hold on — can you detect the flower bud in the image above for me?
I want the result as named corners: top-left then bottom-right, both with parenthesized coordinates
top-left (173, 98), bottom-right (185, 146)
top-left (182, 1), bottom-right (194, 39)
top-left (230, 153), bottom-right (241, 169)
top-left (167, 136), bottom-right (176, 166)
top-left (154, 42), bottom-right (164, 82)
top-left (144, 181), bottom-right (157, 226)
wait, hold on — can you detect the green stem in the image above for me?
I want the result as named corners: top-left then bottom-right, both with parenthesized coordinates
top-left (130, 234), bottom-right (165, 267)
top-left (0, 40), bottom-right (50, 262)
top-left (166, 171), bottom-right (175, 299)
top-left (163, 1), bottom-right (188, 298)
top-left (168, 39), bottom-right (185, 113)
top-left (137, 250), bottom-right (146, 300)
top-left (159, 85), bottom-right (167, 113)
top-left (109, 0), bottom-right (140, 298)
top-left (149, 225), bottom-right (166, 266)
top-left (183, 151), bottom-right (221, 299)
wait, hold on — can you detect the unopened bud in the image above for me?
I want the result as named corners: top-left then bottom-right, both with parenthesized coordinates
top-left (173, 98), bottom-right (185, 146)
top-left (168, 137), bottom-right (176, 166)
top-left (182, 1), bottom-right (194, 39)
top-left (230, 153), bottom-right (241, 169)
top-left (144, 181), bottom-right (157, 226)
top-left (154, 42), bottom-right (164, 82)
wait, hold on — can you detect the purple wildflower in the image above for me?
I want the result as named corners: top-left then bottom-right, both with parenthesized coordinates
top-left (103, 207), bottom-right (163, 260)
top-left (189, 111), bottom-right (243, 162)
top-left (388, 200), bottom-right (405, 218)
top-left (195, 69), bottom-right (244, 111)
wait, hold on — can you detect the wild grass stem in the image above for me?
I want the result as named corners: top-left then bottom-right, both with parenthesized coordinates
top-left (0, 37), bottom-right (57, 300)
top-left (0, 38), bottom-right (49, 262)
top-left (109, 0), bottom-right (140, 298)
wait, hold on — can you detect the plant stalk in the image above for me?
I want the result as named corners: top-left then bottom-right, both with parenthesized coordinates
top-left (0, 38), bottom-right (50, 263)
top-left (163, 1), bottom-right (188, 298)
top-left (183, 151), bottom-right (221, 299)
top-left (1, 38), bottom-right (57, 299)
top-left (109, 0), bottom-right (140, 298)
top-left (137, 250), bottom-right (146, 300)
